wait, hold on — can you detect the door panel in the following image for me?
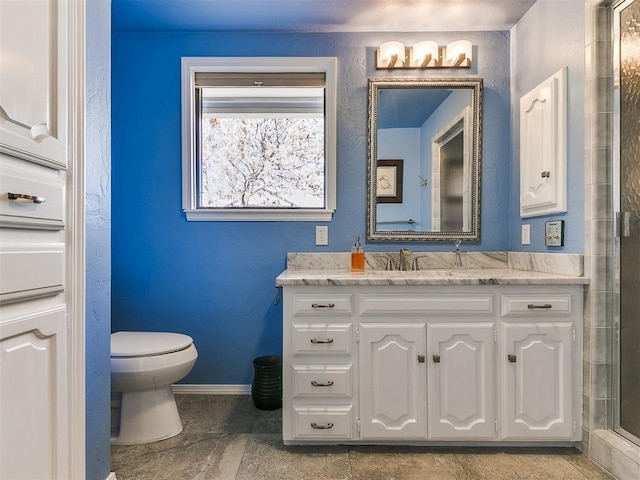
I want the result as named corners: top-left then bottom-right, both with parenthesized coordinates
top-left (615, 0), bottom-right (640, 444)
top-left (359, 323), bottom-right (427, 439)
top-left (0, 307), bottom-right (68, 479)
top-left (427, 323), bottom-right (496, 440)
top-left (502, 323), bottom-right (573, 440)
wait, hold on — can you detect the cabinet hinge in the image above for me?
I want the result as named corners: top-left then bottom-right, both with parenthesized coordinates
top-left (573, 420), bottom-right (577, 434)
top-left (572, 329), bottom-right (576, 342)
top-left (494, 419), bottom-right (498, 433)
top-left (356, 417), bottom-right (361, 435)
top-left (494, 329), bottom-right (497, 343)
top-left (356, 328), bottom-right (360, 343)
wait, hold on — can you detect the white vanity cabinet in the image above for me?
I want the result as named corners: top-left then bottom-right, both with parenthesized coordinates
top-left (284, 292), bottom-right (356, 441)
top-left (281, 283), bottom-right (583, 445)
top-left (500, 293), bottom-right (578, 440)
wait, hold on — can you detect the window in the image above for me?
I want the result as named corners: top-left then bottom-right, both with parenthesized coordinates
top-left (181, 57), bottom-right (337, 221)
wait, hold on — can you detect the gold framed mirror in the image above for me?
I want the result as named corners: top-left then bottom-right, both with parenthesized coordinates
top-left (366, 77), bottom-right (482, 242)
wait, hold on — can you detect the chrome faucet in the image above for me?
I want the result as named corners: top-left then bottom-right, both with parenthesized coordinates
top-left (399, 248), bottom-right (412, 271)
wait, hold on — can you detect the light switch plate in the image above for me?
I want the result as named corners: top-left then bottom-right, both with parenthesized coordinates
top-left (545, 220), bottom-right (564, 247)
top-left (521, 224), bottom-right (531, 245)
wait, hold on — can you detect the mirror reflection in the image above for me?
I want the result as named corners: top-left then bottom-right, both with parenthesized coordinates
top-left (367, 78), bottom-right (482, 242)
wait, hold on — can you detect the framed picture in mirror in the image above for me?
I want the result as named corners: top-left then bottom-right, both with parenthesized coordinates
top-left (376, 159), bottom-right (403, 203)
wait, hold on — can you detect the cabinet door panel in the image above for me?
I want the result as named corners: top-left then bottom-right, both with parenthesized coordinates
top-left (502, 323), bottom-right (573, 439)
top-left (359, 323), bottom-right (426, 439)
top-left (519, 68), bottom-right (567, 217)
top-left (0, 0), bottom-right (68, 168)
top-left (427, 323), bottom-right (496, 440)
top-left (0, 307), bottom-right (68, 479)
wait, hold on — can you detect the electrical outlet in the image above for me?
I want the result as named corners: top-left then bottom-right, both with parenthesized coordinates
top-left (316, 225), bottom-right (329, 245)
top-left (521, 224), bottom-right (531, 245)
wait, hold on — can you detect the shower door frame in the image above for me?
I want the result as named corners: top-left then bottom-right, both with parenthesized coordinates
top-left (612, 0), bottom-right (640, 447)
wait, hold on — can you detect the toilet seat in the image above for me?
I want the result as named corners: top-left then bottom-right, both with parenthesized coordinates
top-left (111, 331), bottom-right (193, 358)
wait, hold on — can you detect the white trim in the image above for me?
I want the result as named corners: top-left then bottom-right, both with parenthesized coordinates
top-left (172, 384), bottom-right (252, 395)
top-left (106, 473), bottom-right (118, 480)
top-left (181, 57), bottom-right (337, 222)
top-left (68, 0), bottom-right (86, 478)
top-left (185, 208), bottom-right (334, 222)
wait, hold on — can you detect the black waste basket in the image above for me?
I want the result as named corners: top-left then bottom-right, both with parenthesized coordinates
top-left (251, 355), bottom-right (282, 410)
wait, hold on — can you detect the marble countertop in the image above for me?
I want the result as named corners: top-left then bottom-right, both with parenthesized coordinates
top-left (275, 268), bottom-right (589, 286)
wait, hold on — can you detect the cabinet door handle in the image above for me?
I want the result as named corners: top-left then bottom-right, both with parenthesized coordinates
top-left (508, 354), bottom-right (517, 363)
top-left (310, 338), bottom-right (334, 344)
top-left (417, 354), bottom-right (426, 363)
top-left (541, 171), bottom-right (551, 178)
top-left (310, 380), bottom-right (334, 387)
top-left (527, 303), bottom-right (552, 309)
top-left (310, 422), bottom-right (334, 430)
top-left (311, 303), bottom-right (335, 309)
top-left (433, 354), bottom-right (441, 363)
top-left (8, 192), bottom-right (46, 204)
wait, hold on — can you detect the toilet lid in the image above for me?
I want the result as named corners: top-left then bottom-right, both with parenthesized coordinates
top-left (111, 331), bottom-right (193, 357)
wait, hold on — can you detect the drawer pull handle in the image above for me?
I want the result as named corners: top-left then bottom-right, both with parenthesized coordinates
top-left (310, 422), bottom-right (334, 430)
top-left (310, 380), bottom-right (334, 387)
top-left (432, 354), bottom-right (441, 363)
top-left (527, 303), bottom-right (553, 309)
top-left (508, 354), bottom-right (517, 363)
top-left (8, 192), bottom-right (46, 204)
top-left (311, 303), bottom-right (335, 309)
top-left (310, 338), bottom-right (334, 344)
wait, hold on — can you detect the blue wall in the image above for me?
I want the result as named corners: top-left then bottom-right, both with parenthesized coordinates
top-left (510, 0), bottom-right (585, 252)
top-left (111, 30), bottom-right (511, 385)
top-left (86, 0), bottom-right (111, 478)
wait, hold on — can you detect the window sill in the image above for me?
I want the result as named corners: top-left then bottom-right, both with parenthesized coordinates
top-left (184, 208), bottom-right (335, 222)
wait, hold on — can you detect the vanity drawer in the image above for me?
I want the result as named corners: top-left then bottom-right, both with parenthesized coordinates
top-left (292, 323), bottom-right (352, 355)
top-left (500, 294), bottom-right (573, 316)
top-left (0, 159), bottom-right (64, 230)
top-left (0, 244), bottom-right (65, 304)
top-left (359, 294), bottom-right (494, 316)
top-left (292, 406), bottom-right (353, 440)
top-left (292, 294), bottom-right (352, 316)
top-left (292, 365), bottom-right (353, 398)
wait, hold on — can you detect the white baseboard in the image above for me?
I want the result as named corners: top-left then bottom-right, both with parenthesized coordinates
top-left (106, 473), bottom-right (117, 480)
top-left (172, 384), bottom-right (251, 395)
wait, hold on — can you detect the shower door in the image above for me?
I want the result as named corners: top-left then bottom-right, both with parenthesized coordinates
top-left (613, 0), bottom-right (640, 445)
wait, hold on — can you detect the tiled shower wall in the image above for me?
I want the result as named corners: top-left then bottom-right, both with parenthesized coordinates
top-left (585, 0), bottom-right (640, 477)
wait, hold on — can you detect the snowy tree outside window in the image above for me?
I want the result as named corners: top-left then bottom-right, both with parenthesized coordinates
top-left (200, 115), bottom-right (325, 208)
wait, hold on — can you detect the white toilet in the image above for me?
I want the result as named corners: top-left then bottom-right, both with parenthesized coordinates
top-left (110, 331), bottom-right (198, 445)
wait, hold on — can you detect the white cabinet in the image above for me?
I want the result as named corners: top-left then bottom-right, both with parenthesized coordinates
top-left (427, 323), bottom-right (496, 440)
top-left (519, 67), bottom-right (567, 217)
top-left (283, 292), bottom-right (355, 441)
top-left (359, 323), bottom-right (427, 439)
top-left (0, 0), bottom-right (82, 476)
top-left (281, 284), bottom-right (582, 445)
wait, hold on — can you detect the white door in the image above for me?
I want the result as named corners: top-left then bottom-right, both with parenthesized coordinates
top-left (0, 0), bottom-right (83, 478)
top-left (502, 323), bottom-right (574, 440)
top-left (359, 323), bottom-right (427, 439)
top-left (427, 323), bottom-right (496, 440)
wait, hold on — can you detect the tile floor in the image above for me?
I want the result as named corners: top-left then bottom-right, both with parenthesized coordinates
top-left (111, 395), bottom-right (613, 480)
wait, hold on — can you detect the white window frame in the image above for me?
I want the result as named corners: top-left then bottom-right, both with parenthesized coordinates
top-left (181, 57), bottom-right (337, 221)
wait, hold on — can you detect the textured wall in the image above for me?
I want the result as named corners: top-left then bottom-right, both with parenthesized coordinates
top-left (85, 1), bottom-right (112, 478)
top-left (111, 30), bottom-right (510, 385)
top-left (510, 0), bottom-right (585, 252)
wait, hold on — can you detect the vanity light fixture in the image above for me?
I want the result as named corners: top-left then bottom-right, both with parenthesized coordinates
top-left (377, 41), bottom-right (407, 68)
top-left (376, 40), bottom-right (472, 69)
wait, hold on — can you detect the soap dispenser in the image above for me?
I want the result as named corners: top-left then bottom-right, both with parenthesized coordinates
top-left (351, 235), bottom-right (365, 271)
